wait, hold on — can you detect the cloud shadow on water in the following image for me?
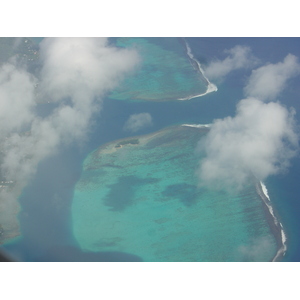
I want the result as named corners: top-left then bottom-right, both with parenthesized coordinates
top-left (104, 175), bottom-right (160, 211)
top-left (162, 183), bottom-right (202, 207)
top-left (35, 245), bottom-right (143, 262)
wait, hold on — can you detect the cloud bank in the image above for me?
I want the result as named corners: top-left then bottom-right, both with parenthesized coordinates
top-left (198, 52), bottom-right (300, 192)
top-left (197, 98), bottom-right (298, 191)
top-left (1, 38), bottom-right (139, 182)
top-left (0, 38), bottom-right (139, 237)
top-left (244, 54), bottom-right (300, 101)
top-left (123, 113), bottom-right (153, 133)
top-left (39, 38), bottom-right (139, 103)
top-left (204, 45), bottom-right (258, 80)
top-left (0, 63), bottom-right (36, 138)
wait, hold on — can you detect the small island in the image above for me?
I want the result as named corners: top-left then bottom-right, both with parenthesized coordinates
top-left (115, 138), bottom-right (139, 149)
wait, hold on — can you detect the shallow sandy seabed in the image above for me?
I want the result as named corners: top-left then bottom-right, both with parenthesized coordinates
top-left (72, 126), bottom-right (278, 261)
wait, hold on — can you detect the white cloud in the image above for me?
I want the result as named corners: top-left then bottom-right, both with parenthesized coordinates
top-left (38, 38), bottom-right (139, 105)
top-left (0, 63), bottom-right (36, 137)
top-left (198, 53), bottom-right (300, 192)
top-left (0, 37), bottom-right (139, 181)
top-left (204, 45), bottom-right (258, 80)
top-left (244, 54), bottom-right (300, 101)
top-left (197, 97), bottom-right (298, 191)
top-left (0, 38), bottom-right (140, 238)
top-left (123, 113), bottom-right (153, 133)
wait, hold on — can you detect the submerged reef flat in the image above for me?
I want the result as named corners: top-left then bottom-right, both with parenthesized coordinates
top-left (109, 38), bottom-right (208, 102)
top-left (72, 126), bottom-right (278, 261)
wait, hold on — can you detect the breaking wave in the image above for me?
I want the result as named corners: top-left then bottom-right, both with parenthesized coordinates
top-left (177, 39), bottom-right (217, 101)
top-left (258, 181), bottom-right (287, 261)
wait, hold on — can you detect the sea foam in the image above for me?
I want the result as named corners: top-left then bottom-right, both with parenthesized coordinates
top-left (181, 124), bottom-right (211, 128)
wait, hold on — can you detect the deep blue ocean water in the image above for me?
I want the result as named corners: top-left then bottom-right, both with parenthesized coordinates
top-left (2, 37), bottom-right (300, 261)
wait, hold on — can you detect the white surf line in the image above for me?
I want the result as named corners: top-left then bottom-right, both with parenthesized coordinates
top-left (177, 39), bottom-right (218, 101)
top-left (272, 228), bottom-right (288, 262)
top-left (184, 40), bottom-right (217, 85)
top-left (177, 83), bottom-right (218, 100)
top-left (258, 181), bottom-right (288, 261)
top-left (181, 124), bottom-right (211, 128)
top-left (260, 181), bottom-right (270, 200)
top-left (260, 181), bottom-right (278, 225)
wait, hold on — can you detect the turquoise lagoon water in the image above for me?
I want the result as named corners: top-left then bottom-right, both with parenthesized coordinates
top-left (72, 126), bottom-right (277, 261)
top-left (109, 38), bottom-right (207, 102)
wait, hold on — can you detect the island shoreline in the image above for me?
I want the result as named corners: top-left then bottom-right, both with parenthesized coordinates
top-left (181, 123), bottom-right (286, 262)
top-left (256, 181), bottom-right (287, 262)
top-left (177, 39), bottom-right (218, 101)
